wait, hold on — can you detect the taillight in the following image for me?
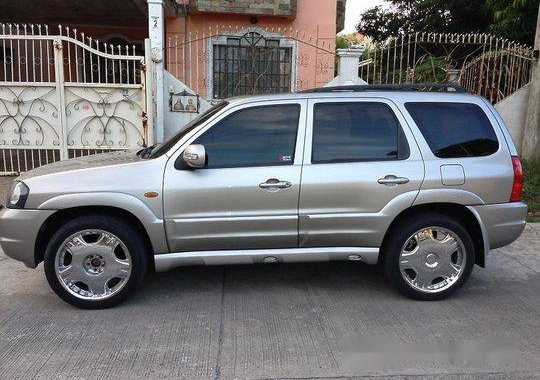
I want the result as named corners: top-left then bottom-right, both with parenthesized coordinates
top-left (510, 156), bottom-right (523, 202)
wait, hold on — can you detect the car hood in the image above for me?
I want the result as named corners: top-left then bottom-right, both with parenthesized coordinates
top-left (18, 150), bottom-right (141, 181)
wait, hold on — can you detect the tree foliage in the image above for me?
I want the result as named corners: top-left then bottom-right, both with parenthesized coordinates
top-left (356, 0), bottom-right (537, 45)
top-left (486, 0), bottom-right (538, 44)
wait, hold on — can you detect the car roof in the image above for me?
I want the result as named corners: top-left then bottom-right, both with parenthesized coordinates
top-left (225, 88), bottom-right (483, 107)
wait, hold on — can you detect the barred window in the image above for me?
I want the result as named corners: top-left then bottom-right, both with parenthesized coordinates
top-left (212, 32), bottom-right (292, 99)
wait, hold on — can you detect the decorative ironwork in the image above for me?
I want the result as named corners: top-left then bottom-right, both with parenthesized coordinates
top-left (166, 26), bottom-right (336, 99)
top-left (212, 32), bottom-right (292, 98)
top-left (65, 87), bottom-right (145, 149)
top-left (0, 23), bottom-right (148, 173)
top-left (0, 23), bottom-right (144, 85)
top-left (0, 86), bottom-right (60, 146)
top-left (357, 32), bottom-right (534, 104)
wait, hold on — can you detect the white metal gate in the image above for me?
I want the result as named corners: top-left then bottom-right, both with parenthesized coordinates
top-left (0, 24), bottom-right (150, 174)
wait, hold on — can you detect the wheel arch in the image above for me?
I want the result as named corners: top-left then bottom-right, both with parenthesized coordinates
top-left (380, 202), bottom-right (486, 267)
top-left (34, 206), bottom-right (157, 271)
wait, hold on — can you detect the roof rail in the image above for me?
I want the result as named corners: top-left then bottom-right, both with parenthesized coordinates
top-left (300, 83), bottom-right (467, 94)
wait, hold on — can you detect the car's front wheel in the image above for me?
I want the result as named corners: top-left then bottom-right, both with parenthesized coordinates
top-left (44, 214), bottom-right (148, 309)
top-left (383, 213), bottom-right (475, 300)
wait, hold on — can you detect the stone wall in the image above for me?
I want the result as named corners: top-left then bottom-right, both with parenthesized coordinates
top-left (189, 0), bottom-right (297, 18)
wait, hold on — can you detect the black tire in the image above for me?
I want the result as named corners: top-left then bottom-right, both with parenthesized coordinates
top-left (383, 213), bottom-right (475, 301)
top-left (44, 214), bottom-right (148, 309)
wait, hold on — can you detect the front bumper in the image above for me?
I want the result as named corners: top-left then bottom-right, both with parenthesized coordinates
top-left (0, 206), bottom-right (55, 268)
top-left (469, 202), bottom-right (527, 251)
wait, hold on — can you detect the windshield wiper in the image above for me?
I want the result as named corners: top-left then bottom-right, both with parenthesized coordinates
top-left (137, 144), bottom-right (156, 159)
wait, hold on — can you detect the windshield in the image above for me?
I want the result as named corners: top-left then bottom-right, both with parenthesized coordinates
top-left (146, 101), bottom-right (229, 158)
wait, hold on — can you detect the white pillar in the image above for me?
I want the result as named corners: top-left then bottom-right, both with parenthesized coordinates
top-left (148, 0), bottom-right (165, 143)
top-left (522, 4), bottom-right (540, 159)
top-left (325, 45), bottom-right (367, 87)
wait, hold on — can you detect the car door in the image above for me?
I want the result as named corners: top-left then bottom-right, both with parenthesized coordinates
top-left (163, 99), bottom-right (307, 252)
top-left (299, 97), bottom-right (424, 248)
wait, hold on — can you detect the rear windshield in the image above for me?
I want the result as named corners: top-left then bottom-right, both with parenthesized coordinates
top-left (405, 102), bottom-right (499, 158)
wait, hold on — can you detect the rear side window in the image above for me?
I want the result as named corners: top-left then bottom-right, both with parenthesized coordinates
top-left (312, 102), bottom-right (409, 163)
top-left (405, 102), bottom-right (498, 158)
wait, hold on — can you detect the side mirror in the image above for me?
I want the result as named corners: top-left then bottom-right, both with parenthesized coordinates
top-left (182, 144), bottom-right (206, 169)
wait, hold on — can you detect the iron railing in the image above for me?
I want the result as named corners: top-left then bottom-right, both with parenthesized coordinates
top-left (0, 23), bottom-right (148, 174)
top-left (358, 32), bottom-right (535, 103)
top-left (166, 25), bottom-right (336, 99)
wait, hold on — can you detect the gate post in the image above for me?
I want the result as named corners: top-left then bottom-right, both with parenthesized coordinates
top-left (148, 0), bottom-right (165, 143)
top-left (522, 5), bottom-right (540, 159)
top-left (143, 38), bottom-right (155, 146)
top-left (325, 46), bottom-right (368, 87)
top-left (53, 38), bottom-right (69, 160)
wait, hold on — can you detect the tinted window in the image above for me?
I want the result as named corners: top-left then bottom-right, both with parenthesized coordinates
top-left (312, 102), bottom-right (409, 163)
top-left (194, 104), bottom-right (300, 168)
top-left (149, 101), bottom-right (228, 158)
top-left (405, 102), bottom-right (499, 158)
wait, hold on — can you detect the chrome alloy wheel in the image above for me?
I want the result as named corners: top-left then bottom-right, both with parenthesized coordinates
top-left (54, 230), bottom-right (132, 300)
top-left (399, 227), bottom-right (466, 293)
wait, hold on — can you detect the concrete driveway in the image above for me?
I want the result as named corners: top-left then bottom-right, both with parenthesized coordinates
top-left (0, 175), bottom-right (539, 380)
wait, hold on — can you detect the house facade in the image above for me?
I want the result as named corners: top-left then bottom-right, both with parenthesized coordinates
top-left (167, 0), bottom-right (345, 99)
top-left (0, 0), bottom-right (345, 173)
top-left (1, 0), bottom-right (345, 98)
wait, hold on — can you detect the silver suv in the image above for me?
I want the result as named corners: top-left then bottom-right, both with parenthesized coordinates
top-left (0, 85), bottom-right (527, 308)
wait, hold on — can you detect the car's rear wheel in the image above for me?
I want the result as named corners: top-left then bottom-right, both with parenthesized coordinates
top-left (44, 215), bottom-right (147, 309)
top-left (383, 213), bottom-right (475, 300)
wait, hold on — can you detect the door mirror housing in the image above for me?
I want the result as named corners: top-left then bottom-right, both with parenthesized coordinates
top-left (182, 144), bottom-right (206, 169)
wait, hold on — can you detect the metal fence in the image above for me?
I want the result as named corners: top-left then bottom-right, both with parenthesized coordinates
top-left (358, 32), bottom-right (535, 103)
top-left (0, 23), bottom-right (149, 174)
top-left (166, 25), bottom-right (336, 99)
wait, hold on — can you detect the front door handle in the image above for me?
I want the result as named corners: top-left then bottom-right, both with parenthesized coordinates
top-left (377, 175), bottom-right (410, 185)
top-left (259, 178), bottom-right (292, 189)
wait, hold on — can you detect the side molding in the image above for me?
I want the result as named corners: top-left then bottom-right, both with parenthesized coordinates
top-left (154, 247), bottom-right (379, 272)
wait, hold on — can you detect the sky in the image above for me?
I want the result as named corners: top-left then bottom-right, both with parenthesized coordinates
top-left (342, 0), bottom-right (386, 34)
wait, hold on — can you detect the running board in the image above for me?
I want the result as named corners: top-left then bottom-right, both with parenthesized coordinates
top-left (154, 247), bottom-right (379, 272)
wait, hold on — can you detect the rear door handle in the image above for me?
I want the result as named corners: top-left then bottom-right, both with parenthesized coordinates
top-left (377, 175), bottom-right (410, 185)
top-left (259, 178), bottom-right (292, 189)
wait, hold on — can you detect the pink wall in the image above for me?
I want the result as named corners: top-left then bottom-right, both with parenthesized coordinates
top-left (166, 0), bottom-right (337, 97)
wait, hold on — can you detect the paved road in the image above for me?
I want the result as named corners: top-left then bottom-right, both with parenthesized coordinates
top-left (0, 176), bottom-right (539, 379)
top-left (0, 218), bottom-right (538, 379)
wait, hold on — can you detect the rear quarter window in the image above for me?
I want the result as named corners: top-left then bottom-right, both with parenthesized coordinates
top-left (405, 102), bottom-right (499, 158)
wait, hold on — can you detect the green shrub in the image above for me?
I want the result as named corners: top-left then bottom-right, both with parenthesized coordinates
top-left (522, 159), bottom-right (540, 222)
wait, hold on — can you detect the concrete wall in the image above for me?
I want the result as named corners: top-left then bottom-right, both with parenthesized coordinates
top-left (495, 84), bottom-right (530, 153)
top-left (163, 70), bottom-right (211, 139)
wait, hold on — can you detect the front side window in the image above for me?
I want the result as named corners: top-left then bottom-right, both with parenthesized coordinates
top-left (312, 102), bottom-right (409, 163)
top-left (405, 102), bottom-right (499, 158)
top-left (194, 104), bottom-right (300, 169)
top-left (148, 101), bottom-right (228, 158)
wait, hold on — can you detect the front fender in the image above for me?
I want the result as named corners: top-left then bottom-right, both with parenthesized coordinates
top-left (38, 192), bottom-right (169, 254)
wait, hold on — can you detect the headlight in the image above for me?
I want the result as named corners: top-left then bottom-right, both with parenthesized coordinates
top-left (6, 181), bottom-right (29, 209)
